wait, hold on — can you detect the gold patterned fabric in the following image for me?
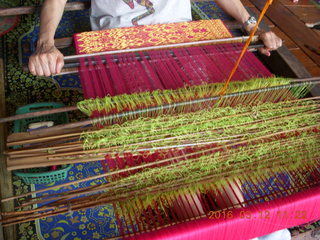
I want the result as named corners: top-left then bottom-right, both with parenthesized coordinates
top-left (74, 19), bottom-right (232, 54)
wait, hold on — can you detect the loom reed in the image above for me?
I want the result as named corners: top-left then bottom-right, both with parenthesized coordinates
top-left (3, 97), bottom-right (320, 210)
top-left (5, 95), bottom-right (320, 169)
top-left (13, 142), bottom-right (317, 213)
top-left (2, 159), bottom-right (319, 227)
top-left (2, 79), bottom-right (317, 140)
top-left (9, 101), bottom-right (318, 165)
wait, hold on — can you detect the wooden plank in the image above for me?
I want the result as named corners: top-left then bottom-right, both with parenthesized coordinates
top-left (250, 0), bottom-right (320, 67)
top-left (287, 6), bottom-right (320, 24)
top-left (245, 5), bottom-right (320, 95)
top-left (279, 0), bottom-right (315, 7)
top-left (0, 39), bottom-right (15, 240)
top-left (291, 49), bottom-right (320, 76)
top-left (0, 1), bottom-right (90, 17)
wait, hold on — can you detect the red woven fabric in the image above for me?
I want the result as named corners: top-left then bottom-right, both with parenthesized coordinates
top-left (127, 187), bottom-right (320, 240)
top-left (79, 44), bottom-right (271, 99)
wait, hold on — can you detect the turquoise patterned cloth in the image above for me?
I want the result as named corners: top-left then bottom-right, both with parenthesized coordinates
top-left (191, 1), bottom-right (242, 36)
top-left (33, 162), bottom-right (119, 240)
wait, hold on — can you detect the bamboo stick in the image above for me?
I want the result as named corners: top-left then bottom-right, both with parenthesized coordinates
top-left (0, 106), bottom-right (78, 124)
top-left (6, 96), bottom-right (320, 149)
top-left (2, 158), bottom-right (316, 226)
top-left (6, 109), bottom-right (320, 170)
top-left (15, 146), bottom-right (315, 210)
top-left (1, 136), bottom-right (295, 203)
top-left (7, 106), bottom-right (320, 158)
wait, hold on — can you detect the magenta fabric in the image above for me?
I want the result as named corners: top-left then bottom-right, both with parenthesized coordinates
top-left (126, 187), bottom-right (320, 240)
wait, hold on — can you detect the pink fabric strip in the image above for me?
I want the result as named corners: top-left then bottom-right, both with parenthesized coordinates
top-left (127, 186), bottom-right (320, 240)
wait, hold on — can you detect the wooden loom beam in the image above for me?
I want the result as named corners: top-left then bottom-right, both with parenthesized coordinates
top-left (22, 36), bottom-right (263, 75)
top-left (249, 0), bottom-right (320, 68)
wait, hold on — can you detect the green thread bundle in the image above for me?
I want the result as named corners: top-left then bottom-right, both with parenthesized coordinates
top-left (77, 98), bottom-right (320, 213)
top-left (56, 77), bottom-right (318, 220)
top-left (77, 77), bottom-right (306, 119)
top-left (81, 99), bottom-right (319, 153)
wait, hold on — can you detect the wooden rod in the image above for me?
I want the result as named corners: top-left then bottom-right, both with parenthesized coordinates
top-left (0, 2), bottom-right (90, 17)
top-left (0, 106), bottom-right (78, 124)
top-left (6, 123), bottom-right (319, 170)
top-left (49, 44), bottom-right (262, 76)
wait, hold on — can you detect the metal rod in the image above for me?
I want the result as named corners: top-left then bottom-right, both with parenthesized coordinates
top-left (1, 77), bottom-right (319, 124)
top-left (22, 37), bottom-right (261, 74)
top-left (64, 36), bottom-right (259, 62)
top-left (62, 43), bottom-right (265, 69)
top-left (24, 78), bottom-right (320, 135)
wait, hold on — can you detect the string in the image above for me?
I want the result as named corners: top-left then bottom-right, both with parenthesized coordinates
top-left (79, 44), bottom-right (272, 101)
top-left (219, 0), bottom-right (274, 96)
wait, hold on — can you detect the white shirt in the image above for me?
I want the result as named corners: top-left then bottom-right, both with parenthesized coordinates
top-left (90, 0), bottom-right (192, 30)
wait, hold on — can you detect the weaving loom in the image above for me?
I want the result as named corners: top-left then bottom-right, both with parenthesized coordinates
top-left (2, 16), bottom-right (320, 240)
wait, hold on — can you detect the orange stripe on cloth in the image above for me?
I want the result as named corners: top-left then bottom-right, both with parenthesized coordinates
top-left (74, 19), bottom-right (232, 54)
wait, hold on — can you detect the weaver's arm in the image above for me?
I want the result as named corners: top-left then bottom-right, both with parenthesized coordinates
top-left (214, 0), bottom-right (282, 56)
top-left (28, 0), bottom-right (67, 76)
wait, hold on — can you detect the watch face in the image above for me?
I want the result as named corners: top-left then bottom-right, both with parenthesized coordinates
top-left (248, 16), bottom-right (257, 25)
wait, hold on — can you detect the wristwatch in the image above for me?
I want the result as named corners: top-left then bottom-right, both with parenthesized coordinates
top-left (244, 16), bottom-right (257, 28)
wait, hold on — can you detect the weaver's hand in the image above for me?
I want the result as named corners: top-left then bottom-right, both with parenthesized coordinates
top-left (257, 30), bottom-right (283, 56)
top-left (28, 43), bottom-right (64, 76)
top-left (246, 25), bottom-right (282, 56)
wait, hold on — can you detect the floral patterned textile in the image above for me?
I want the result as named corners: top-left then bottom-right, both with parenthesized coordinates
top-left (4, 0), bottom-right (85, 117)
top-left (33, 162), bottom-right (118, 240)
top-left (191, 1), bottom-right (242, 36)
top-left (14, 162), bottom-right (119, 240)
top-left (74, 19), bottom-right (232, 54)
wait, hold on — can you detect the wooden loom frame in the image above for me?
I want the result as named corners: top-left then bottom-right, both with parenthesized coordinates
top-left (0, 5), bottom-right (320, 240)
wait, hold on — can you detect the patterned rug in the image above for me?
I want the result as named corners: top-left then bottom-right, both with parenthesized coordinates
top-left (14, 162), bottom-right (119, 240)
top-left (4, 0), bottom-right (86, 117)
top-left (191, 1), bottom-right (242, 36)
